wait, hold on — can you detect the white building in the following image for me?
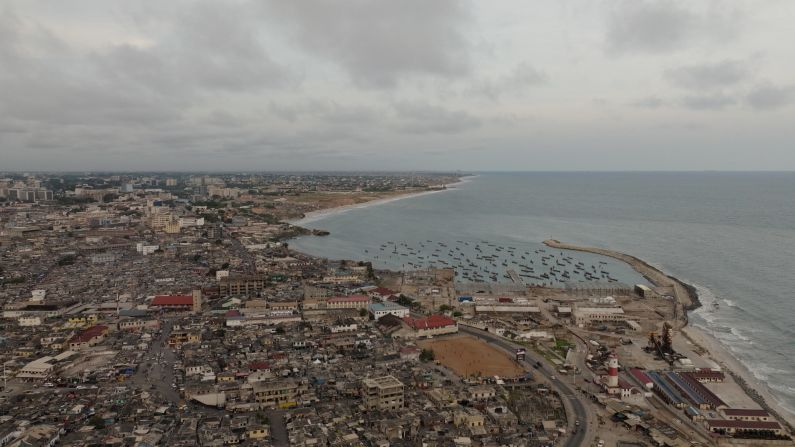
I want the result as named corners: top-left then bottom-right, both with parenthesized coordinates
top-left (136, 242), bottom-right (159, 255)
top-left (18, 316), bottom-right (42, 327)
top-left (369, 302), bottom-right (409, 319)
top-left (572, 307), bottom-right (625, 326)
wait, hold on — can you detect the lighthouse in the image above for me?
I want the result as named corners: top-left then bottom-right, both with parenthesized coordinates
top-left (607, 352), bottom-right (619, 388)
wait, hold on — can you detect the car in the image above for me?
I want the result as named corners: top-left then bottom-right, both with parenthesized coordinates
top-left (550, 375), bottom-right (556, 381)
top-left (575, 420), bottom-right (580, 426)
top-left (597, 440), bottom-right (605, 447)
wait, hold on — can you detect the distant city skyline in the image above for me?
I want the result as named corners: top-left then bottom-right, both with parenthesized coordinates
top-left (2, 1), bottom-right (794, 171)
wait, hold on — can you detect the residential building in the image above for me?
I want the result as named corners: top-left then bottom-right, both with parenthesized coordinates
top-left (362, 375), bottom-right (404, 411)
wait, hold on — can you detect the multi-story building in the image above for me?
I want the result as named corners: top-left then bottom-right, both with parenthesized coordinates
top-left (252, 380), bottom-right (305, 408)
top-left (362, 375), bottom-right (404, 411)
top-left (572, 306), bottom-right (625, 326)
top-left (326, 295), bottom-right (370, 310)
top-left (149, 213), bottom-right (175, 230)
top-left (4, 187), bottom-right (53, 202)
top-left (219, 275), bottom-right (267, 296)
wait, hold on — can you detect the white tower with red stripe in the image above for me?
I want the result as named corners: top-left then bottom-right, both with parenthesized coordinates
top-left (607, 352), bottom-right (619, 388)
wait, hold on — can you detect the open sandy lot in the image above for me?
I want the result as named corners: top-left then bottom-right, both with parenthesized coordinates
top-left (418, 335), bottom-right (524, 378)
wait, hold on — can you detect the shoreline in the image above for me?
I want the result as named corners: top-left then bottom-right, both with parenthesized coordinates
top-left (288, 175), bottom-right (477, 226)
top-left (543, 239), bottom-right (795, 428)
top-left (281, 182), bottom-right (795, 429)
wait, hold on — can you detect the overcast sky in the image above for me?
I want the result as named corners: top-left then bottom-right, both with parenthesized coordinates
top-left (1, 1), bottom-right (794, 171)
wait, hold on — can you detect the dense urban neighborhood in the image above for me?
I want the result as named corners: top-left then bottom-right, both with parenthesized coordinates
top-left (0, 173), bottom-right (791, 447)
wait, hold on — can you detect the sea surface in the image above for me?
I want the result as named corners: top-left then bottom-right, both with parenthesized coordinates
top-left (292, 172), bottom-right (795, 413)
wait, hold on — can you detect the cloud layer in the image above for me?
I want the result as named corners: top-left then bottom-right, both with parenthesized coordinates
top-left (1, 0), bottom-right (794, 171)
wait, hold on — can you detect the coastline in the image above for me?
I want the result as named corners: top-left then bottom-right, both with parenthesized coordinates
top-left (282, 180), bottom-right (795, 429)
top-left (682, 325), bottom-right (795, 428)
top-left (543, 239), bottom-right (795, 428)
top-left (289, 175), bottom-right (477, 226)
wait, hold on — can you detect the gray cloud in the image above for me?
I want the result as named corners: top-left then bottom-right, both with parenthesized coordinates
top-left (681, 93), bottom-right (735, 110)
top-left (666, 60), bottom-right (749, 90)
top-left (1, 1), bottom-right (794, 171)
top-left (632, 96), bottom-right (666, 108)
top-left (470, 63), bottom-right (547, 100)
top-left (262, 0), bottom-right (472, 88)
top-left (94, 2), bottom-right (292, 94)
top-left (268, 100), bottom-right (379, 125)
top-left (393, 102), bottom-right (480, 134)
top-left (605, 1), bottom-right (739, 54)
top-left (745, 83), bottom-right (795, 110)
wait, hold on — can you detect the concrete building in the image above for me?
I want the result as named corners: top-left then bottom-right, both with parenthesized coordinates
top-left (150, 290), bottom-right (202, 313)
top-left (17, 357), bottom-right (55, 379)
top-left (252, 379), bottom-right (304, 408)
top-left (722, 408), bottom-right (772, 422)
top-left (369, 302), bottom-right (409, 319)
top-left (705, 419), bottom-right (783, 436)
top-left (572, 306), bottom-right (625, 326)
top-left (362, 375), bottom-right (404, 411)
top-left (18, 316), bottom-right (42, 327)
top-left (326, 295), bottom-right (370, 310)
top-left (4, 187), bottom-right (53, 202)
top-left (219, 275), bottom-right (267, 296)
top-left (67, 325), bottom-right (109, 350)
top-left (396, 315), bottom-right (458, 339)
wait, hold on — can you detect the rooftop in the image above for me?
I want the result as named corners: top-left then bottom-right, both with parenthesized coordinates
top-left (403, 314), bottom-right (456, 330)
top-left (152, 295), bottom-right (193, 306)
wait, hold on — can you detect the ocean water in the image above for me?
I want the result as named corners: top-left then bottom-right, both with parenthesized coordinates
top-left (291, 172), bottom-right (795, 413)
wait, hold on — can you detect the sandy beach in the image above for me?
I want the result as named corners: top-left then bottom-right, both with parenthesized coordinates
top-left (682, 325), bottom-right (795, 427)
top-left (289, 175), bottom-right (476, 226)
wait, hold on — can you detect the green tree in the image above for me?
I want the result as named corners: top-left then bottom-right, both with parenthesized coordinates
top-left (396, 295), bottom-right (413, 307)
top-left (419, 349), bottom-right (435, 362)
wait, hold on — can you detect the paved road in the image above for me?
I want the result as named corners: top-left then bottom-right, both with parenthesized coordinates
top-left (458, 325), bottom-right (592, 447)
top-left (131, 320), bottom-right (180, 404)
top-left (267, 409), bottom-right (289, 446)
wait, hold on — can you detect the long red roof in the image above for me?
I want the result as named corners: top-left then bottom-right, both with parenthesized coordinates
top-left (707, 419), bottom-right (781, 430)
top-left (723, 408), bottom-right (770, 417)
top-left (152, 295), bottom-right (193, 306)
top-left (403, 314), bottom-right (456, 330)
top-left (630, 368), bottom-right (652, 385)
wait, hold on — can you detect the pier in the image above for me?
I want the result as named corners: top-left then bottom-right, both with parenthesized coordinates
top-left (506, 269), bottom-right (523, 284)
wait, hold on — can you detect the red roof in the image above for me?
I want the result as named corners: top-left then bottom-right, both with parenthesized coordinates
top-left (225, 310), bottom-right (242, 317)
top-left (69, 325), bottom-right (108, 344)
top-left (372, 287), bottom-right (396, 296)
top-left (403, 314), bottom-right (456, 330)
top-left (630, 368), bottom-right (652, 385)
top-left (706, 419), bottom-right (781, 430)
top-left (152, 295), bottom-right (193, 306)
top-left (723, 408), bottom-right (770, 417)
top-left (248, 361), bottom-right (271, 370)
